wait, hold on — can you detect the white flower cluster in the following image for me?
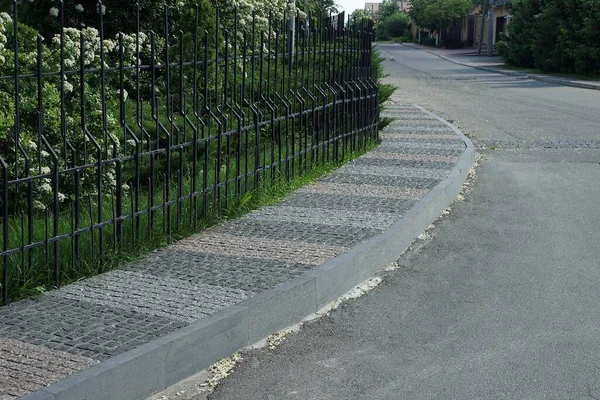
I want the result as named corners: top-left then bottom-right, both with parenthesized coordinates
top-left (228, 0), bottom-right (304, 33)
top-left (0, 12), bottom-right (11, 59)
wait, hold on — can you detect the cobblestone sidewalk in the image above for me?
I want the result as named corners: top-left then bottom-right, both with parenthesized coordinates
top-left (0, 105), bottom-right (467, 399)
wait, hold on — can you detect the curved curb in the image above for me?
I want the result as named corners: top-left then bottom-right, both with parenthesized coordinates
top-left (400, 44), bottom-right (600, 92)
top-left (22, 109), bottom-right (475, 400)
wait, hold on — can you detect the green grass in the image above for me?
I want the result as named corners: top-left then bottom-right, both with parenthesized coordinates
top-left (3, 130), bottom-right (379, 303)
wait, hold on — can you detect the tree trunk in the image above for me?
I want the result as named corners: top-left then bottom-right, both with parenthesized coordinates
top-left (477, 0), bottom-right (488, 55)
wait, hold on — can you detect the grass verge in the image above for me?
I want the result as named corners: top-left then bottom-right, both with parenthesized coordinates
top-left (6, 138), bottom-right (379, 302)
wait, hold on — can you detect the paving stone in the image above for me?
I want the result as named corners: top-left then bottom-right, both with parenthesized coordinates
top-left (338, 164), bottom-right (452, 180)
top-left (380, 141), bottom-right (466, 151)
top-left (370, 145), bottom-right (464, 157)
top-left (246, 206), bottom-right (399, 230)
top-left (212, 218), bottom-right (383, 247)
top-left (385, 126), bottom-right (455, 134)
top-left (320, 173), bottom-right (441, 189)
top-left (0, 297), bottom-right (187, 361)
top-left (386, 113), bottom-right (438, 120)
top-left (350, 157), bottom-right (455, 170)
top-left (279, 192), bottom-right (417, 214)
top-left (297, 182), bottom-right (427, 200)
top-left (385, 133), bottom-right (461, 141)
top-left (54, 270), bottom-right (248, 323)
top-left (361, 151), bottom-right (460, 163)
top-left (173, 233), bottom-right (347, 265)
top-left (0, 337), bottom-right (96, 399)
top-left (127, 251), bottom-right (315, 294)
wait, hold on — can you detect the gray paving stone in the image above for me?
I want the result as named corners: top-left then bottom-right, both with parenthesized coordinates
top-left (279, 192), bottom-right (417, 214)
top-left (370, 145), bottom-right (464, 157)
top-left (385, 134), bottom-right (461, 141)
top-left (380, 141), bottom-right (466, 151)
top-left (297, 182), bottom-right (427, 199)
top-left (338, 164), bottom-right (452, 180)
top-left (173, 233), bottom-right (347, 266)
top-left (361, 151), bottom-right (460, 163)
top-left (385, 126), bottom-right (455, 133)
top-left (381, 106), bottom-right (420, 115)
top-left (320, 173), bottom-right (441, 189)
top-left (0, 337), bottom-right (97, 400)
top-left (386, 113), bottom-right (438, 120)
top-left (246, 206), bottom-right (399, 230)
top-left (350, 157), bottom-right (455, 170)
top-left (127, 251), bottom-right (316, 294)
top-left (212, 218), bottom-right (383, 247)
top-left (54, 270), bottom-right (248, 323)
top-left (0, 297), bottom-right (187, 361)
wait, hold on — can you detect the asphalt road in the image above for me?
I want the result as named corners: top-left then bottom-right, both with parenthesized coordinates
top-left (207, 45), bottom-right (600, 399)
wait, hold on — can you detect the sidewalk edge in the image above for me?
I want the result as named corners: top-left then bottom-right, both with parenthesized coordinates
top-left (22, 110), bottom-right (476, 400)
top-left (400, 43), bottom-right (600, 91)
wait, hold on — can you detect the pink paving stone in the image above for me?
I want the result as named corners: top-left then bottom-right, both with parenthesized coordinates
top-left (174, 233), bottom-right (347, 265)
top-left (0, 337), bottom-right (97, 399)
top-left (297, 182), bottom-right (427, 200)
top-left (362, 152), bottom-right (460, 163)
top-left (385, 133), bottom-right (459, 140)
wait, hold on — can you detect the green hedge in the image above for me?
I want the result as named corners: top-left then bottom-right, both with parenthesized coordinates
top-left (497, 0), bottom-right (600, 76)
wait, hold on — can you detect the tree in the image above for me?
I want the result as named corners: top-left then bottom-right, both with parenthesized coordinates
top-left (378, 0), bottom-right (401, 20)
top-left (423, 0), bottom-right (471, 32)
top-left (349, 8), bottom-right (371, 28)
top-left (409, 0), bottom-right (431, 29)
top-left (297, 0), bottom-right (338, 19)
top-left (377, 12), bottom-right (411, 40)
top-left (410, 0), bottom-right (471, 29)
top-left (496, 0), bottom-right (600, 75)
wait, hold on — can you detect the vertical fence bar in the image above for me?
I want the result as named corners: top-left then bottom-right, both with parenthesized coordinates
top-left (1, 159), bottom-right (8, 304)
top-left (12, 0), bottom-right (20, 179)
top-left (223, 29), bottom-right (230, 208)
top-left (164, 5), bottom-right (172, 235)
top-left (98, 0), bottom-right (106, 261)
top-left (202, 31), bottom-right (209, 217)
top-left (59, 0), bottom-right (67, 166)
top-left (191, 6), bottom-right (200, 229)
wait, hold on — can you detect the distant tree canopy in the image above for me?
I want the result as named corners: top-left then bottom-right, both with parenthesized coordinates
top-left (298, 0), bottom-right (338, 20)
top-left (377, 0), bottom-right (400, 20)
top-left (409, 0), bottom-right (471, 30)
top-left (377, 11), bottom-right (410, 40)
top-left (349, 8), bottom-right (371, 28)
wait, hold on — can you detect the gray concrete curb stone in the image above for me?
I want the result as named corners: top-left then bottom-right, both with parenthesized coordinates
top-left (22, 106), bottom-right (475, 400)
top-left (401, 44), bottom-right (600, 92)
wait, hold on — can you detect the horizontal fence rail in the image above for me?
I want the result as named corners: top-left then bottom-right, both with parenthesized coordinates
top-left (0, 1), bottom-right (379, 304)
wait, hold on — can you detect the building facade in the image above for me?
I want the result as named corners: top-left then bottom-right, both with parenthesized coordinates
top-left (460, 0), bottom-right (511, 48)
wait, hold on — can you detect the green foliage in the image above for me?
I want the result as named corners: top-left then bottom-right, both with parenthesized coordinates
top-left (409, 0), bottom-right (429, 28)
top-left (497, 0), bottom-right (600, 75)
top-left (410, 0), bottom-right (471, 30)
top-left (421, 36), bottom-right (437, 46)
top-left (495, 0), bottom-right (542, 68)
top-left (376, 12), bottom-right (411, 41)
top-left (0, 0), bottom-right (186, 39)
top-left (378, 0), bottom-right (401, 20)
top-left (297, 0), bottom-right (337, 18)
top-left (371, 46), bottom-right (395, 108)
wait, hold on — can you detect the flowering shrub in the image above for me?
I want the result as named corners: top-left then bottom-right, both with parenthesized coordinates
top-left (0, 0), bottom-right (314, 211)
top-left (0, 14), bottom-right (126, 210)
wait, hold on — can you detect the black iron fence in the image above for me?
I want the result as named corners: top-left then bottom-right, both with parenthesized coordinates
top-left (0, 1), bottom-right (379, 303)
